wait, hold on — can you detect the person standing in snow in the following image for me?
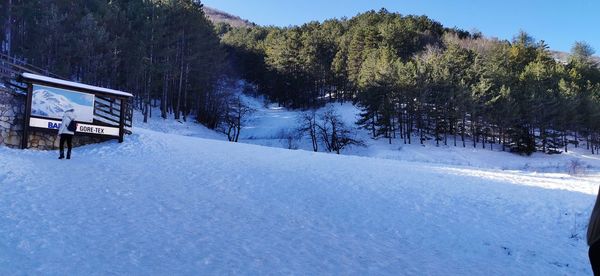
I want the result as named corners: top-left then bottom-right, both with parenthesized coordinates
top-left (588, 187), bottom-right (600, 275)
top-left (58, 109), bottom-right (76, 159)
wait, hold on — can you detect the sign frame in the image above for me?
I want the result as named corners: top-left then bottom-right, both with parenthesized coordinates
top-left (20, 74), bottom-right (132, 149)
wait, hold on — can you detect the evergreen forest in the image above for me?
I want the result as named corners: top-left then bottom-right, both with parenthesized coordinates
top-left (3, 2), bottom-right (600, 154)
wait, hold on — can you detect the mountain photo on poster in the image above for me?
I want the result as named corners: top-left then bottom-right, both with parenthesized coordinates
top-left (31, 85), bottom-right (95, 123)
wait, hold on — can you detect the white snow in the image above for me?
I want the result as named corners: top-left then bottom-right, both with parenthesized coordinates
top-left (0, 94), bottom-right (599, 275)
top-left (31, 89), bottom-right (75, 117)
top-left (239, 94), bottom-right (600, 174)
top-left (22, 73), bottom-right (133, 98)
top-left (31, 88), bottom-right (94, 123)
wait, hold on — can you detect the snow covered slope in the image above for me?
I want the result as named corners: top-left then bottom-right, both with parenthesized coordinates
top-left (0, 125), bottom-right (597, 274)
top-left (31, 89), bottom-right (75, 118)
top-left (31, 89), bottom-right (94, 122)
top-left (238, 94), bottom-right (600, 174)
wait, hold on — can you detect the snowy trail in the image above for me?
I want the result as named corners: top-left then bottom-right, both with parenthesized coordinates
top-left (0, 128), bottom-right (597, 275)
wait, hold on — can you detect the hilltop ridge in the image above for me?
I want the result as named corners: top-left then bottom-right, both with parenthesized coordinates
top-left (203, 6), bottom-right (255, 28)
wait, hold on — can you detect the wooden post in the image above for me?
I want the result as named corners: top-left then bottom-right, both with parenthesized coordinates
top-left (118, 98), bottom-right (125, 143)
top-left (21, 83), bottom-right (32, 149)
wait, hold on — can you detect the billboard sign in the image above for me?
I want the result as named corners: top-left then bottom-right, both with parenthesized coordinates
top-left (29, 117), bottom-right (120, 137)
top-left (30, 84), bottom-right (95, 123)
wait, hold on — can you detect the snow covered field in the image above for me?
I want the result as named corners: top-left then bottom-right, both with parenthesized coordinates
top-left (1, 96), bottom-right (599, 275)
top-left (239, 94), bottom-right (600, 174)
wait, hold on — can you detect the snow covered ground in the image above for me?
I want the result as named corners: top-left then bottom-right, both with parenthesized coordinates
top-left (239, 94), bottom-right (600, 174)
top-left (0, 94), bottom-right (599, 275)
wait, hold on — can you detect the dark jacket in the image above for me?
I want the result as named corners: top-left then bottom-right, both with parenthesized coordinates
top-left (588, 186), bottom-right (600, 246)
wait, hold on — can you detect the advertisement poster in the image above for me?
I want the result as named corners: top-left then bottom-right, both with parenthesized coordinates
top-left (30, 84), bottom-right (95, 123)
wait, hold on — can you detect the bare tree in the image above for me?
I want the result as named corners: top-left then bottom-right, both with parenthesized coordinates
top-left (297, 110), bottom-right (319, 152)
top-left (221, 95), bottom-right (254, 142)
top-left (277, 128), bottom-right (301, 150)
top-left (316, 108), bottom-right (364, 154)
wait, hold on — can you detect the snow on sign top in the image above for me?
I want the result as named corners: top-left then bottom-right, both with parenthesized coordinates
top-left (21, 73), bottom-right (133, 98)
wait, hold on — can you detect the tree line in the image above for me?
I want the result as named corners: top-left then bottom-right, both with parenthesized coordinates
top-left (222, 9), bottom-right (600, 154)
top-left (4, 4), bottom-right (600, 153)
top-left (1, 0), bottom-right (231, 128)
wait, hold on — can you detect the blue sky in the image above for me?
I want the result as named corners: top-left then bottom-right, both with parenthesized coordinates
top-left (202, 0), bottom-right (599, 53)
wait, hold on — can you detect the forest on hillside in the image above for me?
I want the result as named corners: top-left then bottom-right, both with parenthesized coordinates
top-left (2, 2), bottom-right (600, 155)
top-left (221, 9), bottom-right (600, 154)
top-left (1, 0), bottom-right (229, 128)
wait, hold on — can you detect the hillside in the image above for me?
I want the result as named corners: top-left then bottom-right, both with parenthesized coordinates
top-left (551, 50), bottom-right (600, 65)
top-left (0, 98), bottom-right (598, 274)
top-left (203, 6), bottom-right (255, 28)
top-left (221, 92), bottom-right (599, 173)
